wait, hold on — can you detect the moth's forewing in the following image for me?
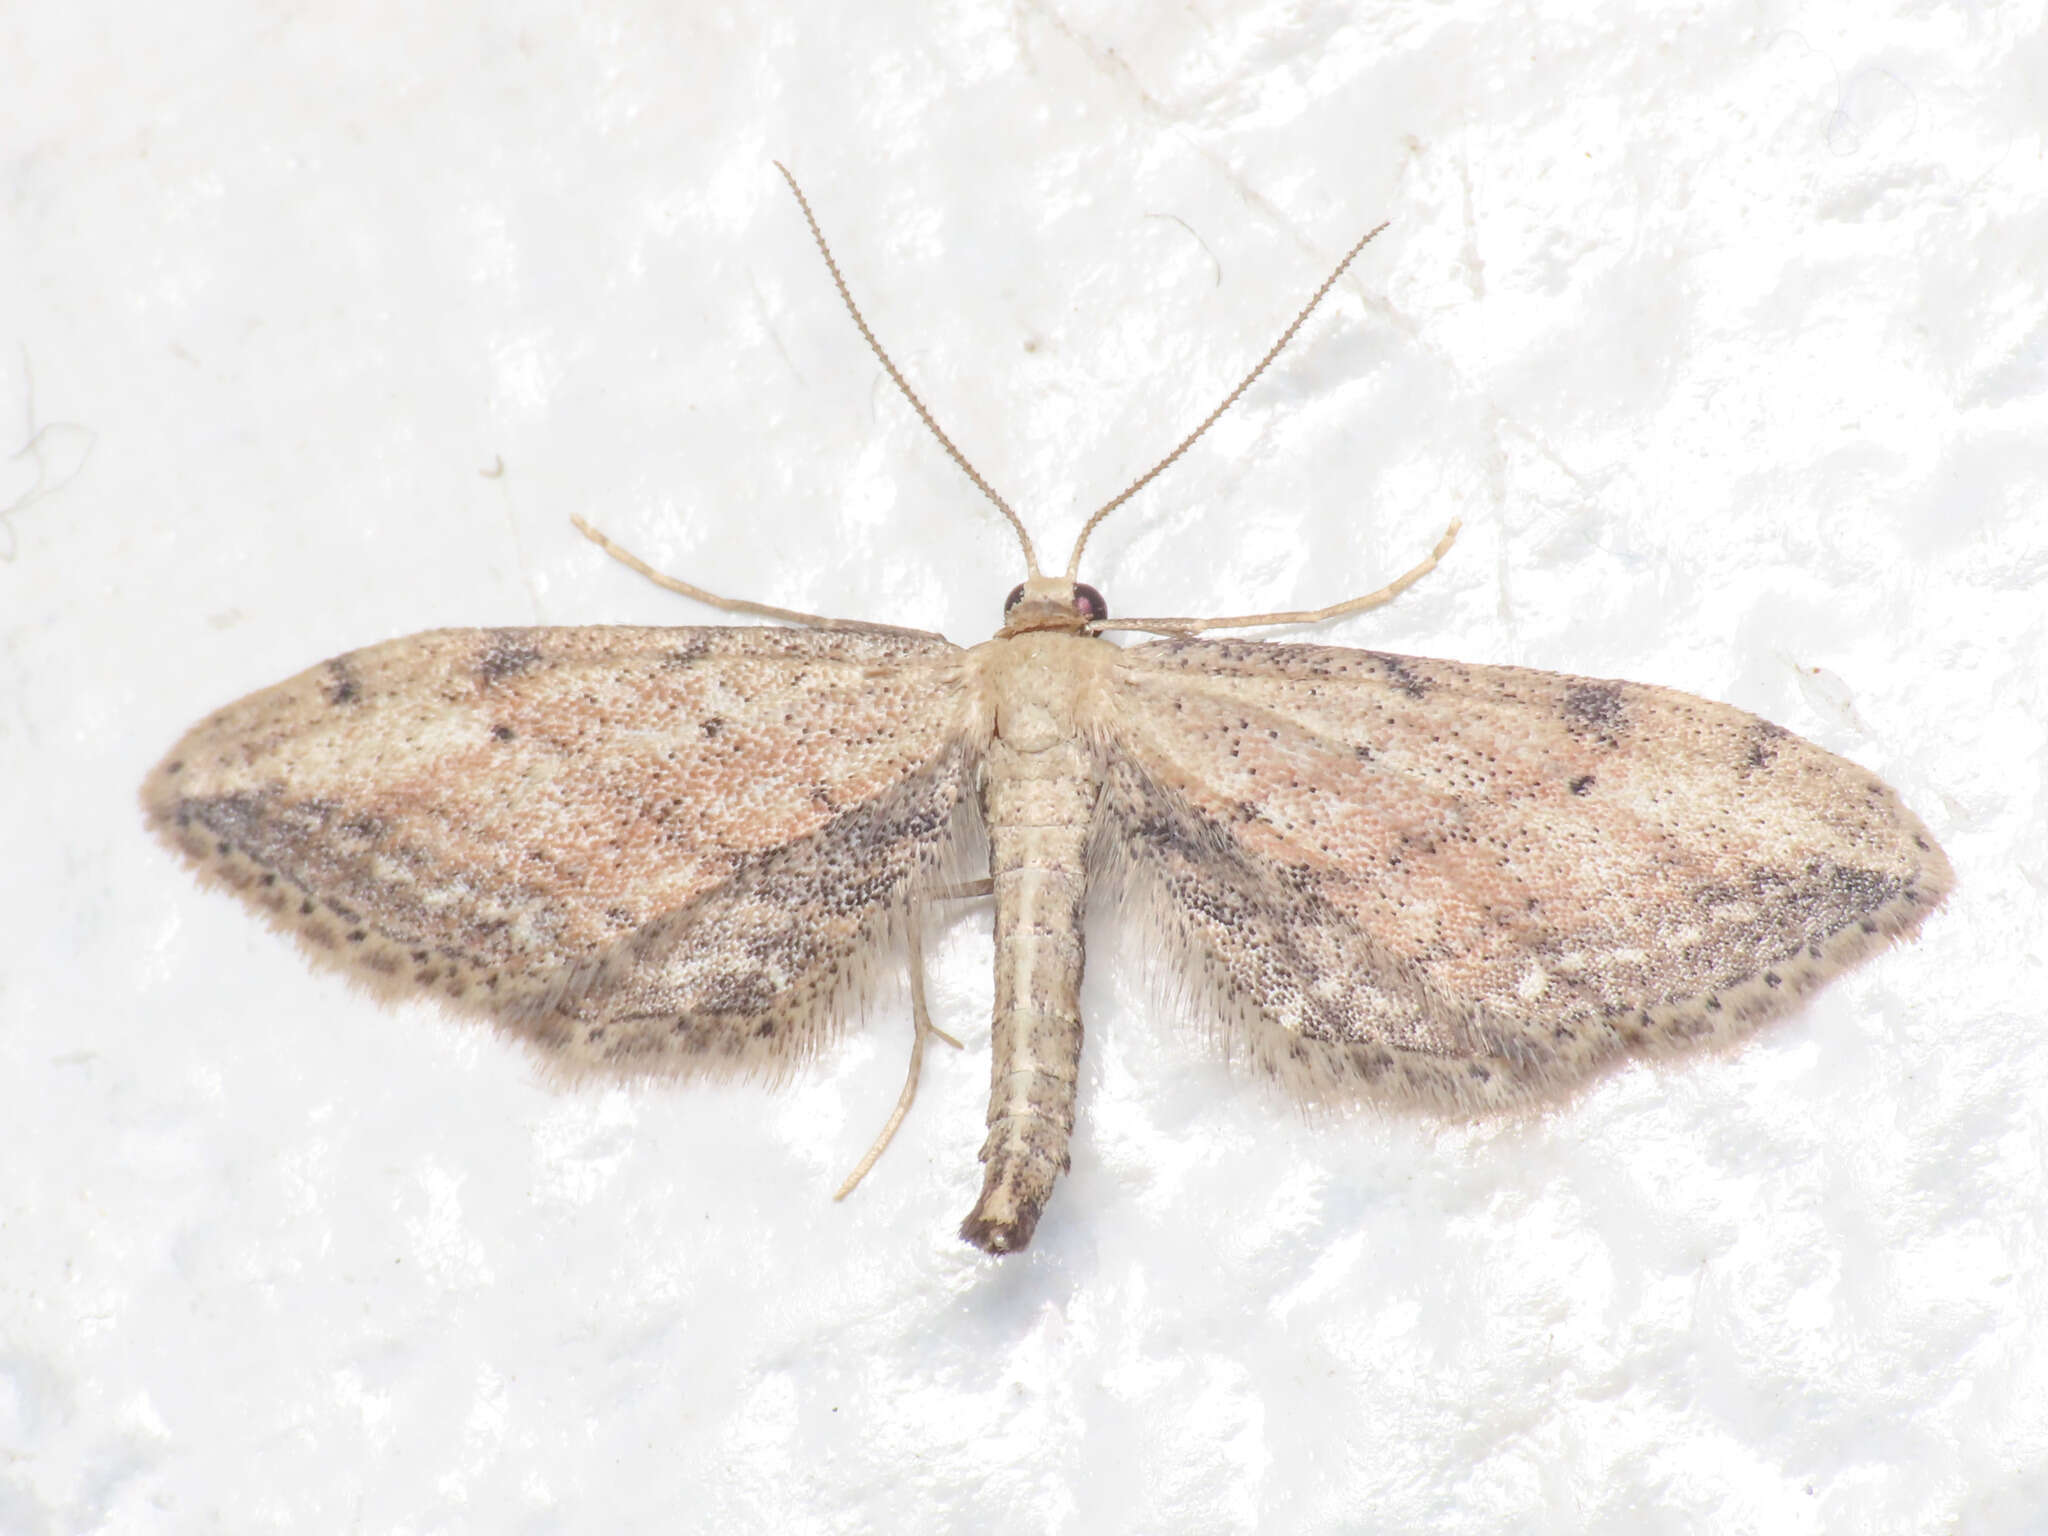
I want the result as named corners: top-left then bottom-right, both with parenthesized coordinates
top-left (145, 624), bottom-right (979, 1078)
top-left (1098, 639), bottom-right (1951, 1110)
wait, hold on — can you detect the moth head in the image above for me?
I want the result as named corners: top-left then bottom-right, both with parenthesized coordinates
top-left (1002, 576), bottom-right (1108, 636)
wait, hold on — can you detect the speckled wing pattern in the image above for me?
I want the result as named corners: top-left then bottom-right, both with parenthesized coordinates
top-left (144, 625), bottom-right (981, 1081)
top-left (1098, 638), bottom-right (1952, 1111)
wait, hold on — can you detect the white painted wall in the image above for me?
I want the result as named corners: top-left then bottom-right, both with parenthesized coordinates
top-left (5, 2), bottom-right (2040, 1530)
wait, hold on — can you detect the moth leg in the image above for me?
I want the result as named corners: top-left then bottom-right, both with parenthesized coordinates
top-left (831, 882), bottom-right (992, 1201)
top-left (571, 515), bottom-right (944, 640)
top-left (1096, 518), bottom-right (1460, 637)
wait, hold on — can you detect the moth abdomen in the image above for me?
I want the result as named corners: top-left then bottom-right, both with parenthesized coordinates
top-left (963, 734), bottom-right (1102, 1254)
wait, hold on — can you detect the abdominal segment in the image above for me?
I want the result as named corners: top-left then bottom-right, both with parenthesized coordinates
top-left (961, 734), bottom-right (1101, 1254)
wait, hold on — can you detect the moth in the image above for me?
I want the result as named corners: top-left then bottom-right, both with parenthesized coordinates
top-left (144, 169), bottom-right (1952, 1254)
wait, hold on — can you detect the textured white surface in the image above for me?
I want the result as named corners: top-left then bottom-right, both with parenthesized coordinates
top-left (4, 2), bottom-right (2043, 1531)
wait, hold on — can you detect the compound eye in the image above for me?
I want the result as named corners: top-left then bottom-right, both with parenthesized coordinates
top-left (1074, 583), bottom-right (1108, 623)
top-left (1003, 583), bottom-right (1026, 614)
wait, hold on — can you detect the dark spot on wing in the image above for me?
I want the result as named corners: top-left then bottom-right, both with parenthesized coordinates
top-left (478, 630), bottom-right (544, 684)
top-left (491, 723), bottom-right (515, 742)
top-left (662, 634), bottom-right (715, 668)
top-left (1569, 774), bottom-right (1596, 796)
top-left (1563, 682), bottom-right (1626, 744)
top-left (1744, 720), bottom-right (1789, 772)
top-left (323, 658), bottom-right (360, 706)
top-left (1368, 653), bottom-right (1431, 699)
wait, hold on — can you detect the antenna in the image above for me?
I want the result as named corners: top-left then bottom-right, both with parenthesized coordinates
top-left (1062, 222), bottom-right (1388, 580)
top-left (775, 163), bottom-right (1043, 578)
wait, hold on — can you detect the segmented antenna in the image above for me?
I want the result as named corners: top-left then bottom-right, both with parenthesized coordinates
top-left (1062, 221), bottom-right (1388, 580)
top-left (775, 163), bottom-right (1043, 578)
top-left (777, 165), bottom-right (1387, 589)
